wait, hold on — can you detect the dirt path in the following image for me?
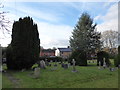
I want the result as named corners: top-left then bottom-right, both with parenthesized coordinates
top-left (3, 71), bottom-right (21, 88)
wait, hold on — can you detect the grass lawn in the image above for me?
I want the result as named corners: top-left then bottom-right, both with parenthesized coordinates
top-left (2, 60), bottom-right (119, 88)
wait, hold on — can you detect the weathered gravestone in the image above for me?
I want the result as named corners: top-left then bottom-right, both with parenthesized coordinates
top-left (45, 59), bottom-right (49, 66)
top-left (72, 59), bottom-right (78, 72)
top-left (63, 64), bottom-right (69, 69)
top-left (34, 67), bottom-right (40, 78)
top-left (40, 60), bottom-right (46, 69)
top-left (109, 67), bottom-right (115, 72)
top-left (103, 60), bottom-right (107, 69)
top-left (98, 61), bottom-right (102, 70)
top-left (50, 62), bottom-right (57, 71)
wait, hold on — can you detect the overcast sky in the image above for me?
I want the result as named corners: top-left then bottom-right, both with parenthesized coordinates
top-left (0, 0), bottom-right (118, 48)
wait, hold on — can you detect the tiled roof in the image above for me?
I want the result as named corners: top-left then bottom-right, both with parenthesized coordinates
top-left (58, 48), bottom-right (72, 52)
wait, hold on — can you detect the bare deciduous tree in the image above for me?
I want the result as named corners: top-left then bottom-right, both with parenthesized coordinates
top-left (0, 3), bottom-right (10, 34)
top-left (101, 30), bottom-right (118, 48)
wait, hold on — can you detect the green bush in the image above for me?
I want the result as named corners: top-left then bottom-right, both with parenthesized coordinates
top-left (39, 56), bottom-right (63, 62)
top-left (69, 50), bottom-right (87, 66)
top-left (97, 51), bottom-right (111, 66)
top-left (31, 63), bottom-right (39, 70)
top-left (114, 46), bottom-right (120, 67)
top-left (6, 17), bottom-right (40, 70)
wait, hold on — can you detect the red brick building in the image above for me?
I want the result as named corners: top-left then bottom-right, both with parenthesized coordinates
top-left (40, 49), bottom-right (55, 57)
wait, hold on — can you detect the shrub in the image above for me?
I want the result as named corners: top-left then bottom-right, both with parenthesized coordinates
top-left (69, 49), bottom-right (87, 66)
top-left (97, 51), bottom-right (111, 66)
top-left (114, 46), bottom-right (120, 67)
top-left (6, 17), bottom-right (40, 70)
top-left (31, 63), bottom-right (39, 70)
top-left (39, 56), bottom-right (63, 62)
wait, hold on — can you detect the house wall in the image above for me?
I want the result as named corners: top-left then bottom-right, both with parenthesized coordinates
top-left (60, 51), bottom-right (72, 58)
top-left (40, 50), bottom-right (55, 57)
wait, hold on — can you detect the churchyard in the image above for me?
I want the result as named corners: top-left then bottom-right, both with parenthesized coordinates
top-left (2, 59), bottom-right (119, 88)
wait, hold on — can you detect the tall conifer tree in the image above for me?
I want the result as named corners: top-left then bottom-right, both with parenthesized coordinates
top-left (6, 17), bottom-right (40, 70)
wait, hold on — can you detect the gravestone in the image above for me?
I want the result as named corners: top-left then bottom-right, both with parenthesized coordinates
top-left (64, 64), bottom-right (68, 69)
top-left (109, 67), bottom-right (115, 72)
top-left (103, 60), bottom-right (107, 69)
top-left (34, 67), bottom-right (40, 78)
top-left (45, 59), bottom-right (49, 66)
top-left (61, 63), bottom-right (65, 68)
top-left (40, 60), bottom-right (46, 69)
top-left (61, 63), bottom-right (69, 69)
top-left (68, 63), bottom-right (70, 68)
top-left (98, 61), bottom-right (102, 70)
top-left (72, 59), bottom-right (78, 72)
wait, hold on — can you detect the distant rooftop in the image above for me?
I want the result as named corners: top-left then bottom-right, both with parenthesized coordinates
top-left (58, 48), bottom-right (72, 52)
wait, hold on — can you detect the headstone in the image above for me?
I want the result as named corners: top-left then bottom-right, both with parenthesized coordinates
top-left (103, 60), bottom-right (107, 69)
top-left (64, 64), bottom-right (68, 69)
top-left (98, 61), bottom-right (102, 70)
top-left (61, 63), bottom-right (65, 68)
top-left (34, 67), bottom-right (40, 78)
top-left (72, 59), bottom-right (78, 72)
top-left (109, 67), bottom-right (115, 72)
top-left (68, 63), bottom-right (70, 68)
top-left (45, 59), bottom-right (49, 66)
top-left (40, 60), bottom-right (46, 69)
top-left (50, 60), bottom-right (53, 63)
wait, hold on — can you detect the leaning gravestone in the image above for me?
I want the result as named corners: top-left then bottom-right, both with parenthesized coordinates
top-left (34, 67), bottom-right (40, 78)
top-left (72, 59), bottom-right (78, 72)
top-left (118, 64), bottom-right (120, 69)
top-left (40, 60), bottom-right (46, 69)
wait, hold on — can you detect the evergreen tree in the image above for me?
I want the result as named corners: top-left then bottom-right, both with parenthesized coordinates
top-left (69, 13), bottom-right (101, 65)
top-left (6, 17), bottom-right (40, 70)
top-left (70, 13), bottom-right (101, 53)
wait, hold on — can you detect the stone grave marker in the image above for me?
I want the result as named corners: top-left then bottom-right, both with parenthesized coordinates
top-left (103, 60), bottom-right (107, 69)
top-left (45, 59), bottom-right (49, 66)
top-left (118, 64), bottom-right (120, 69)
top-left (72, 59), bottom-right (78, 72)
top-left (109, 67), bottom-right (115, 72)
top-left (34, 67), bottom-right (40, 78)
top-left (40, 60), bottom-right (46, 69)
top-left (98, 62), bottom-right (102, 70)
top-left (64, 64), bottom-right (68, 69)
